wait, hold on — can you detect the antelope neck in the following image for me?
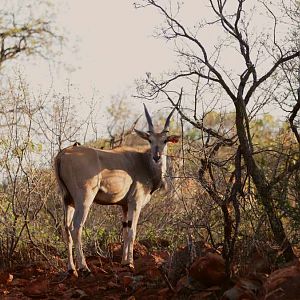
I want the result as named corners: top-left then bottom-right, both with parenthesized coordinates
top-left (146, 148), bottom-right (167, 194)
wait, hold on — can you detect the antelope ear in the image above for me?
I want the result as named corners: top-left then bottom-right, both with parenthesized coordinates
top-left (134, 129), bottom-right (150, 141)
top-left (167, 135), bottom-right (180, 144)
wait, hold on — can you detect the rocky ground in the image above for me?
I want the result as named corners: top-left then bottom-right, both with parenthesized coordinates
top-left (1, 242), bottom-right (300, 299)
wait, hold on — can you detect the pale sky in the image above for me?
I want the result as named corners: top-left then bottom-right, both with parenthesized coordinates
top-left (7, 0), bottom-right (292, 131)
top-left (23, 1), bottom-right (177, 108)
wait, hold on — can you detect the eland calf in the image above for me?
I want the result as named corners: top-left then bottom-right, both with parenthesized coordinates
top-left (54, 105), bottom-right (179, 275)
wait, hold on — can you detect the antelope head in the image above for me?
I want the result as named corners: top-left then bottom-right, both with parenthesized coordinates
top-left (135, 104), bottom-right (180, 164)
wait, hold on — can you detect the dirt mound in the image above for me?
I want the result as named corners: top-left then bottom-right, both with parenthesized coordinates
top-left (0, 247), bottom-right (170, 299)
top-left (1, 241), bottom-right (299, 299)
top-left (264, 262), bottom-right (300, 300)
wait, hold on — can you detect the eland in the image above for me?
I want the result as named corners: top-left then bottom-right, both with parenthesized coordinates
top-left (54, 104), bottom-right (179, 276)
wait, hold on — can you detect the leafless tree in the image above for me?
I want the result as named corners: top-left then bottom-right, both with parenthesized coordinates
top-left (0, 74), bottom-right (94, 267)
top-left (136, 0), bottom-right (300, 265)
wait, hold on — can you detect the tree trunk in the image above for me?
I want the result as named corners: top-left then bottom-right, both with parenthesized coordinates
top-left (235, 101), bottom-right (295, 262)
top-left (258, 185), bottom-right (295, 261)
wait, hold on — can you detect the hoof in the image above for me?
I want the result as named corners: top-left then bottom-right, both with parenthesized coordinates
top-left (78, 268), bottom-right (92, 278)
top-left (121, 262), bottom-right (134, 271)
top-left (67, 269), bottom-right (78, 278)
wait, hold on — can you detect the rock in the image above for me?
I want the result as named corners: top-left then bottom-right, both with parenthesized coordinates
top-left (158, 287), bottom-right (172, 298)
top-left (151, 250), bottom-right (169, 261)
top-left (0, 272), bottom-right (13, 285)
top-left (134, 253), bottom-right (166, 281)
top-left (86, 255), bottom-right (109, 267)
top-left (176, 275), bottom-right (192, 292)
top-left (23, 278), bottom-right (48, 298)
top-left (222, 274), bottom-right (265, 300)
top-left (264, 262), bottom-right (300, 300)
top-left (108, 243), bottom-right (123, 261)
top-left (133, 286), bottom-right (167, 300)
top-left (107, 281), bottom-right (121, 289)
top-left (71, 288), bottom-right (88, 299)
top-left (133, 242), bottom-right (149, 258)
top-left (122, 275), bottom-right (133, 287)
top-left (108, 242), bottom-right (148, 262)
top-left (189, 252), bottom-right (226, 287)
top-left (189, 290), bottom-right (220, 300)
top-left (175, 275), bottom-right (207, 299)
top-left (10, 278), bottom-right (29, 287)
top-left (168, 240), bottom-right (213, 284)
top-left (57, 283), bottom-right (67, 292)
top-left (110, 263), bottom-right (131, 273)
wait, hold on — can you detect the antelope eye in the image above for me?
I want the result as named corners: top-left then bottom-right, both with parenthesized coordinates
top-left (163, 140), bottom-right (167, 144)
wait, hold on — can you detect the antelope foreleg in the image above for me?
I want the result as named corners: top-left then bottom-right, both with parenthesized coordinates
top-left (121, 206), bottom-right (129, 265)
top-left (123, 204), bottom-right (141, 267)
